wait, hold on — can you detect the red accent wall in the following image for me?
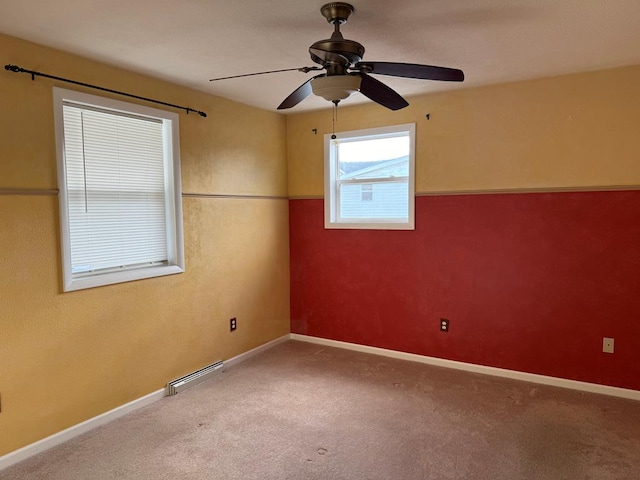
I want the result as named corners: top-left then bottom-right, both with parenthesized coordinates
top-left (289, 191), bottom-right (640, 390)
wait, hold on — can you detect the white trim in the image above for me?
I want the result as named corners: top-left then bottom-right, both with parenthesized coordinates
top-left (324, 123), bottom-right (416, 230)
top-left (53, 86), bottom-right (184, 292)
top-left (0, 334), bottom-right (291, 471)
top-left (290, 334), bottom-right (640, 402)
top-left (0, 389), bottom-right (165, 472)
top-left (224, 334), bottom-right (291, 369)
top-left (7, 332), bottom-right (634, 472)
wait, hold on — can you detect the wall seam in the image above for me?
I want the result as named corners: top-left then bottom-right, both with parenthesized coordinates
top-left (288, 184), bottom-right (640, 200)
top-left (182, 193), bottom-right (288, 200)
top-left (0, 188), bottom-right (58, 196)
top-left (0, 190), bottom-right (290, 200)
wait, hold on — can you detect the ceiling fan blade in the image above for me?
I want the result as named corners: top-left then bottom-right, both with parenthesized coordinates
top-left (277, 77), bottom-right (315, 110)
top-left (358, 73), bottom-right (409, 111)
top-left (210, 66), bottom-right (321, 82)
top-left (309, 47), bottom-right (350, 66)
top-left (355, 62), bottom-right (464, 82)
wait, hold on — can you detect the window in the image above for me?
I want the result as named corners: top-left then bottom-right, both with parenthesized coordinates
top-left (324, 123), bottom-right (415, 229)
top-left (361, 184), bottom-right (373, 202)
top-left (53, 87), bottom-right (184, 292)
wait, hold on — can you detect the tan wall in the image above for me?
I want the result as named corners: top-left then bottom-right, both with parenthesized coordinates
top-left (287, 65), bottom-right (640, 196)
top-left (0, 34), bottom-right (290, 456)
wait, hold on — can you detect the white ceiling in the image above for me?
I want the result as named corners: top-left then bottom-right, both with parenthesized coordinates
top-left (2, 0), bottom-right (640, 113)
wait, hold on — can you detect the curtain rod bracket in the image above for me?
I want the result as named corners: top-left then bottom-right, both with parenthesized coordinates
top-left (4, 64), bottom-right (207, 118)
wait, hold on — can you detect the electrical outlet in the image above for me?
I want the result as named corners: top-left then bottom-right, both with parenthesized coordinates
top-left (603, 337), bottom-right (614, 354)
top-left (440, 318), bottom-right (450, 332)
top-left (230, 318), bottom-right (237, 332)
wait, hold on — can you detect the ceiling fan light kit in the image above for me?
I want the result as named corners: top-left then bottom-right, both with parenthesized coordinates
top-left (209, 2), bottom-right (464, 111)
top-left (311, 74), bottom-right (361, 102)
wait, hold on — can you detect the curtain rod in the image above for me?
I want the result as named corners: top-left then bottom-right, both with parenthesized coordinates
top-left (4, 64), bottom-right (207, 118)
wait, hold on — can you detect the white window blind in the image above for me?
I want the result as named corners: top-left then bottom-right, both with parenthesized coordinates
top-left (54, 87), bottom-right (184, 291)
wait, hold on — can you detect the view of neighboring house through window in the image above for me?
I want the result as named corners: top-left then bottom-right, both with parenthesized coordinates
top-left (53, 87), bottom-right (184, 292)
top-left (361, 184), bottom-right (373, 201)
top-left (324, 123), bottom-right (415, 229)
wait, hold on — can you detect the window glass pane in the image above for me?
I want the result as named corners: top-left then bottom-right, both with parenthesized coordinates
top-left (338, 135), bottom-right (409, 180)
top-left (339, 181), bottom-right (408, 219)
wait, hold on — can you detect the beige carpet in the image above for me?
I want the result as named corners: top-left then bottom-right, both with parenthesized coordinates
top-left (2, 340), bottom-right (640, 479)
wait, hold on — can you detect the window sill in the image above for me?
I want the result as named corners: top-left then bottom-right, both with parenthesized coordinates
top-left (324, 220), bottom-right (415, 230)
top-left (63, 264), bottom-right (184, 292)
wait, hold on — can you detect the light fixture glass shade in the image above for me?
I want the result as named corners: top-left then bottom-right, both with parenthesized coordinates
top-left (311, 75), bottom-right (361, 102)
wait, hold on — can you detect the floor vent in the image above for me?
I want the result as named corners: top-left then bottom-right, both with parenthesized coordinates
top-left (166, 360), bottom-right (224, 396)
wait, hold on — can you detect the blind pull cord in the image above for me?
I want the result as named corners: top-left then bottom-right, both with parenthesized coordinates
top-left (4, 64), bottom-right (208, 118)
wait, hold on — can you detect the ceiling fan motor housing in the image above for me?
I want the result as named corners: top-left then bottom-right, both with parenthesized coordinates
top-left (309, 38), bottom-right (365, 71)
top-left (311, 3), bottom-right (364, 72)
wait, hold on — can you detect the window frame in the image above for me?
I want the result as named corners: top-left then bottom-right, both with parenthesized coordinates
top-left (324, 123), bottom-right (416, 230)
top-left (53, 87), bottom-right (185, 292)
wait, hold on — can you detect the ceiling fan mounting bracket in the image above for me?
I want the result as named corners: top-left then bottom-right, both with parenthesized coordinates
top-left (320, 2), bottom-right (355, 25)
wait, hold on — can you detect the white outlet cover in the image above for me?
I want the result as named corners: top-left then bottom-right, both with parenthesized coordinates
top-left (603, 337), bottom-right (615, 354)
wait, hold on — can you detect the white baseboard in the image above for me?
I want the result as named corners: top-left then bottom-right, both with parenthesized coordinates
top-left (224, 334), bottom-right (290, 369)
top-left (0, 333), bottom-right (291, 472)
top-left (5, 332), bottom-right (635, 472)
top-left (290, 334), bottom-right (640, 402)
top-left (0, 389), bottom-right (165, 472)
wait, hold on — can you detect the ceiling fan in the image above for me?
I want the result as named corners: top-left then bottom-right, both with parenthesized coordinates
top-left (210, 2), bottom-right (464, 111)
